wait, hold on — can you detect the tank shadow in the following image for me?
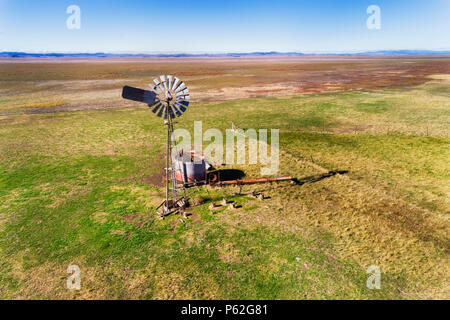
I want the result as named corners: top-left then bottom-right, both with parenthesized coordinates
top-left (208, 169), bottom-right (246, 182)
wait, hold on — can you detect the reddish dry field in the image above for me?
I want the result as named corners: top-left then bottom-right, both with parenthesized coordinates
top-left (1, 56), bottom-right (449, 113)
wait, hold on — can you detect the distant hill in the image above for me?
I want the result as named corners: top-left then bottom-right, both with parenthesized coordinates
top-left (1, 50), bottom-right (449, 58)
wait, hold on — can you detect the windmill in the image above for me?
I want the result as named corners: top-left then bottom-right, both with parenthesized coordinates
top-left (122, 75), bottom-right (190, 216)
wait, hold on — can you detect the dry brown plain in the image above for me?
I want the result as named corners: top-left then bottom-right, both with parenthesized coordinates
top-left (1, 56), bottom-right (450, 114)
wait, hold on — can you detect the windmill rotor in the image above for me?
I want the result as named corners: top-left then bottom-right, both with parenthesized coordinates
top-left (122, 75), bottom-right (190, 120)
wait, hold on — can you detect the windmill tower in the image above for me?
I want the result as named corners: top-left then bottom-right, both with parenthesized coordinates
top-left (122, 75), bottom-right (190, 216)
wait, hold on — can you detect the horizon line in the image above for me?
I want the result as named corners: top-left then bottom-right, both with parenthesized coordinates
top-left (1, 49), bottom-right (450, 58)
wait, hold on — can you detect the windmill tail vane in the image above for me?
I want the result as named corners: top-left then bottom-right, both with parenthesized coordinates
top-left (121, 75), bottom-right (191, 217)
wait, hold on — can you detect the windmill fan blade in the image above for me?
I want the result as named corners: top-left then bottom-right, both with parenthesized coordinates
top-left (176, 88), bottom-right (189, 96)
top-left (171, 104), bottom-right (182, 117)
top-left (149, 83), bottom-right (163, 94)
top-left (160, 75), bottom-right (168, 90)
top-left (176, 97), bottom-right (189, 103)
top-left (174, 82), bottom-right (185, 93)
top-left (151, 102), bottom-right (162, 113)
top-left (171, 77), bottom-right (180, 90)
top-left (178, 100), bottom-right (189, 107)
top-left (175, 102), bottom-right (187, 112)
top-left (122, 86), bottom-right (158, 105)
top-left (153, 78), bottom-right (164, 93)
top-left (167, 75), bottom-right (173, 90)
top-left (157, 106), bottom-right (166, 118)
top-left (168, 106), bottom-right (176, 119)
top-left (176, 94), bottom-right (190, 101)
top-left (163, 106), bottom-right (170, 119)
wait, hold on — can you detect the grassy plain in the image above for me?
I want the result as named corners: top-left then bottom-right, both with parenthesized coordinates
top-left (0, 57), bottom-right (449, 299)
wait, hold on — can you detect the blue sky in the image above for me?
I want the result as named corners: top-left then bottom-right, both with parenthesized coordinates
top-left (0, 0), bottom-right (449, 53)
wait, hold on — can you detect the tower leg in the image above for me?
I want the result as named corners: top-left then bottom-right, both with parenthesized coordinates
top-left (165, 106), bottom-right (170, 211)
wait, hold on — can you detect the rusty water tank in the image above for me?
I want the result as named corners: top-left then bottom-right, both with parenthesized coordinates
top-left (174, 150), bottom-right (210, 185)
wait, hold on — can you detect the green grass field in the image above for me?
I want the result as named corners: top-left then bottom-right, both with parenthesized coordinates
top-left (0, 59), bottom-right (449, 299)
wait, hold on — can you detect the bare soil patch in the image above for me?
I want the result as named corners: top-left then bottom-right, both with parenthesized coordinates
top-left (1, 56), bottom-right (449, 114)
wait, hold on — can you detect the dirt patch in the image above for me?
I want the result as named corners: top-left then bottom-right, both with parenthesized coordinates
top-left (143, 155), bottom-right (166, 187)
top-left (142, 174), bottom-right (165, 188)
top-left (0, 117), bottom-right (15, 124)
top-left (191, 212), bottom-right (203, 224)
top-left (216, 243), bottom-right (242, 264)
top-left (123, 154), bottom-right (166, 187)
top-left (92, 212), bottom-right (109, 224)
top-left (123, 213), bottom-right (154, 227)
top-left (152, 272), bottom-right (191, 299)
top-left (110, 229), bottom-right (125, 235)
top-left (174, 70), bottom-right (226, 76)
top-left (169, 218), bottom-right (182, 233)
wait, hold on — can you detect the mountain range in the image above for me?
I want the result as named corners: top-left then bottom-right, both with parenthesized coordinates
top-left (1, 50), bottom-right (450, 58)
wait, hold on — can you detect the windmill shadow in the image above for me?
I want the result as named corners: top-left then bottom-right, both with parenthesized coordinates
top-left (292, 170), bottom-right (349, 186)
top-left (252, 170), bottom-right (349, 194)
